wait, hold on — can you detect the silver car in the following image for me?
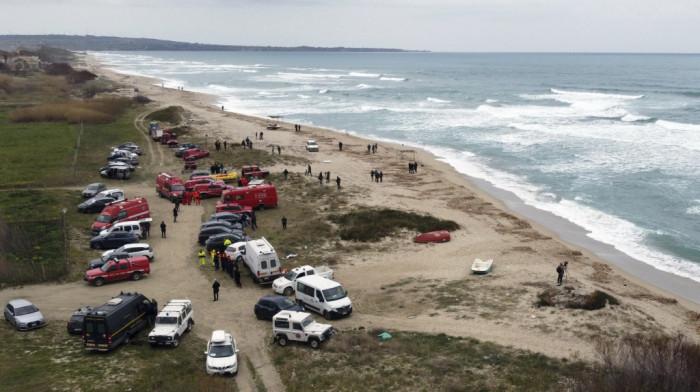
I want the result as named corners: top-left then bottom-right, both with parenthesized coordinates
top-left (4, 299), bottom-right (46, 331)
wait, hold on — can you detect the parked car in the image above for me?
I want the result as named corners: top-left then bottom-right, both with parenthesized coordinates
top-left (100, 165), bottom-right (131, 179)
top-left (87, 251), bottom-right (129, 270)
top-left (200, 219), bottom-right (242, 231)
top-left (205, 330), bottom-right (239, 376)
top-left (66, 306), bottom-right (94, 335)
top-left (305, 140), bottom-right (319, 152)
top-left (98, 221), bottom-right (143, 239)
top-left (254, 295), bottom-right (303, 320)
top-left (241, 165), bottom-right (270, 179)
top-left (77, 195), bottom-right (117, 213)
top-left (95, 188), bottom-right (125, 201)
top-left (176, 143), bottom-right (198, 157)
top-left (194, 182), bottom-right (231, 198)
top-left (272, 265), bottom-right (335, 296)
top-left (82, 183), bottom-right (107, 198)
top-left (198, 226), bottom-right (234, 245)
top-left (89, 231), bottom-right (139, 250)
top-left (107, 157), bottom-right (136, 171)
top-left (4, 299), bottom-right (46, 331)
top-left (181, 147), bottom-right (209, 160)
top-left (84, 256), bottom-right (150, 286)
top-left (102, 243), bottom-right (154, 262)
top-left (206, 232), bottom-right (247, 252)
top-left (148, 299), bottom-right (194, 347)
top-left (273, 311), bottom-right (335, 349)
top-left (108, 150), bottom-right (139, 165)
top-left (115, 142), bottom-right (143, 155)
top-left (189, 170), bottom-right (211, 180)
top-left (210, 212), bottom-right (248, 225)
top-left (215, 201), bottom-right (253, 216)
top-left (184, 176), bottom-right (218, 192)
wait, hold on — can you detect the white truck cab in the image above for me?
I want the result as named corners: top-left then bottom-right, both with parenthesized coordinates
top-left (272, 265), bottom-right (334, 296)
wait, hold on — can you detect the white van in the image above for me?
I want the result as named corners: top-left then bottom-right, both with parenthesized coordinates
top-left (98, 221), bottom-right (143, 239)
top-left (295, 275), bottom-right (352, 320)
top-left (236, 237), bottom-right (283, 284)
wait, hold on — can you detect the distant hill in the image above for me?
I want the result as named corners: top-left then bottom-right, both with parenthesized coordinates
top-left (0, 35), bottom-right (417, 52)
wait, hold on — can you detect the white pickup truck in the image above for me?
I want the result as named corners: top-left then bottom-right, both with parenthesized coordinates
top-left (272, 265), bottom-right (334, 296)
top-left (148, 299), bottom-right (194, 348)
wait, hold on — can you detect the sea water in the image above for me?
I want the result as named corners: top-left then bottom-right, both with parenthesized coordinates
top-left (92, 51), bottom-right (700, 290)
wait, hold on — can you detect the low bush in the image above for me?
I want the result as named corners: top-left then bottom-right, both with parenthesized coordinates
top-left (10, 96), bottom-right (132, 123)
top-left (575, 333), bottom-right (700, 392)
top-left (329, 208), bottom-right (460, 242)
top-left (146, 105), bottom-right (184, 124)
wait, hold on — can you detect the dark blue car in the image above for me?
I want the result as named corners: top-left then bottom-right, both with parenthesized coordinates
top-left (254, 295), bottom-right (303, 320)
top-left (90, 232), bottom-right (138, 250)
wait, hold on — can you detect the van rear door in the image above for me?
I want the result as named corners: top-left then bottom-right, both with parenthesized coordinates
top-left (83, 316), bottom-right (110, 351)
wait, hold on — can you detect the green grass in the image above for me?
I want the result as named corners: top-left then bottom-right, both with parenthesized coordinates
top-left (269, 329), bottom-right (585, 392)
top-left (0, 321), bottom-right (237, 392)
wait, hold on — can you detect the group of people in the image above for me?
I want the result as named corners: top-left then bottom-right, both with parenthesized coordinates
top-left (214, 140), bottom-right (227, 151)
top-left (370, 170), bottom-right (384, 182)
top-left (242, 137), bottom-right (253, 149)
top-left (408, 162), bottom-right (419, 174)
top-left (271, 145), bottom-right (281, 155)
top-left (210, 162), bottom-right (225, 174)
top-left (204, 248), bottom-right (243, 300)
top-left (367, 143), bottom-right (379, 153)
top-left (255, 131), bottom-right (264, 140)
top-left (179, 190), bottom-right (202, 206)
top-left (294, 124), bottom-right (302, 132)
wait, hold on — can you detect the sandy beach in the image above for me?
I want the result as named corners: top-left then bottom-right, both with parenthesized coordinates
top-left (4, 52), bottom-right (691, 390)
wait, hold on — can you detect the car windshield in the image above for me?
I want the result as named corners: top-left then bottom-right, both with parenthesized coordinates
top-left (322, 286), bottom-right (347, 301)
top-left (87, 184), bottom-right (99, 190)
top-left (84, 199), bottom-right (95, 205)
top-left (95, 214), bottom-right (111, 223)
top-left (278, 298), bottom-right (297, 310)
top-left (171, 185), bottom-right (185, 191)
top-left (100, 263), bottom-right (112, 272)
top-left (301, 316), bottom-right (315, 328)
top-left (156, 316), bottom-right (178, 324)
top-left (209, 344), bottom-right (234, 357)
top-left (282, 271), bottom-right (296, 281)
top-left (15, 305), bottom-right (38, 316)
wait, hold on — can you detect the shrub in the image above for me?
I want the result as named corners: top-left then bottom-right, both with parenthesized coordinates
top-left (581, 290), bottom-right (619, 310)
top-left (9, 96), bottom-right (132, 124)
top-left (329, 208), bottom-right (460, 242)
top-left (146, 106), bottom-right (184, 124)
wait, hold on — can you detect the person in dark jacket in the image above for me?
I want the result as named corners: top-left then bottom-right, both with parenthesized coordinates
top-left (160, 221), bottom-right (166, 238)
top-left (233, 264), bottom-right (242, 288)
top-left (173, 207), bottom-right (178, 223)
top-left (212, 280), bottom-right (220, 301)
top-left (556, 263), bottom-right (565, 286)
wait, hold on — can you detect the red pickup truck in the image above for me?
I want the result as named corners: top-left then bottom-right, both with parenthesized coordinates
top-left (241, 165), bottom-right (270, 179)
top-left (182, 147), bottom-right (210, 160)
top-left (84, 256), bottom-right (150, 287)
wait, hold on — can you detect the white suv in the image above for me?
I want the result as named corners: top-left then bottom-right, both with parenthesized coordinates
top-left (305, 140), bottom-right (319, 152)
top-left (205, 330), bottom-right (239, 376)
top-left (273, 310), bottom-right (335, 349)
top-left (102, 243), bottom-right (154, 261)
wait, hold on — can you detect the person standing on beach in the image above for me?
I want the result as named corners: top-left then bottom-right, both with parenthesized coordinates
top-left (224, 140), bottom-right (227, 150)
top-left (339, 141), bottom-right (343, 151)
top-left (371, 170), bottom-right (375, 181)
top-left (260, 131), bottom-right (263, 139)
top-left (336, 176), bottom-right (341, 189)
top-left (160, 221), bottom-right (166, 238)
top-left (283, 168), bottom-right (289, 179)
top-left (282, 216), bottom-right (287, 230)
top-left (556, 263), bottom-right (565, 286)
top-left (367, 144), bottom-right (371, 153)
top-left (173, 206), bottom-right (178, 223)
top-left (318, 172), bottom-right (324, 185)
top-left (277, 145), bottom-right (281, 155)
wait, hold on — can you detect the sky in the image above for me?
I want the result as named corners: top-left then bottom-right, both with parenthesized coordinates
top-left (3, 0), bottom-right (700, 53)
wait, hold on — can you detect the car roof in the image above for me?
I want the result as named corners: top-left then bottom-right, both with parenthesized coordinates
top-left (274, 310), bottom-right (311, 322)
top-left (211, 330), bottom-right (228, 344)
top-left (8, 299), bottom-right (33, 308)
top-left (260, 295), bottom-right (288, 303)
top-left (297, 275), bottom-right (341, 289)
top-left (120, 243), bottom-right (149, 250)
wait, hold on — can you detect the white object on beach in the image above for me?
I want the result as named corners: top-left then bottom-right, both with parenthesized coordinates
top-left (471, 258), bottom-right (493, 275)
top-left (285, 254), bottom-right (298, 259)
top-left (323, 160), bottom-right (331, 163)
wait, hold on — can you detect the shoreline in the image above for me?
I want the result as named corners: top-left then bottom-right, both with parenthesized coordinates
top-left (77, 53), bottom-right (699, 361)
top-left (96, 54), bottom-right (700, 306)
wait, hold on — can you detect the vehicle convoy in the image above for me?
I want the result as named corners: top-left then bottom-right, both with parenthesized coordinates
top-left (272, 265), bottom-right (334, 296)
top-left (295, 275), bottom-right (353, 320)
top-left (225, 237), bottom-right (283, 284)
top-left (156, 172), bottom-right (185, 202)
top-left (92, 197), bottom-right (150, 235)
top-left (221, 184), bottom-right (277, 210)
top-left (241, 165), bottom-right (270, 179)
top-left (83, 292), bottom-right (158, 351)
top-left (84, 256), bottom-right (150, 286)
top-left (273, 310), bottom-right (336, 349)
top-left (205, 330), bottom-right (239, 376)
top-left (181, 147), bottom-right (210, 160)
top-left (148, 299), bottom-right (194, 347)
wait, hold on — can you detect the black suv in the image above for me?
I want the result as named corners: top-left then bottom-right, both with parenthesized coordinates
top-left (67, 306), bottom-right (94, 335)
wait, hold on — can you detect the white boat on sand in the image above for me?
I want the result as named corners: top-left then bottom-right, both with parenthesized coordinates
top-left (471, 258), bottom-right (493, 275)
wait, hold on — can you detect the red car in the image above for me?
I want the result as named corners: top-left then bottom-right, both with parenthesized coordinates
top-left (241, 165), bottom-right (270, 179)
top-left (84, 256), bottom-right (150, 287)
top-left (184, 176), bottom-right (218, 191)
top-left (194, 182), bottom-right (233, 198)
top-left (182, 148), bottom-right (210, 160)
top-left (215, 201), bottom-right (253, 216)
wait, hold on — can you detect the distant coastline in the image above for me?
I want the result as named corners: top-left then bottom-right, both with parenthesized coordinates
top-left (0, 34), bottom-right (424, 53)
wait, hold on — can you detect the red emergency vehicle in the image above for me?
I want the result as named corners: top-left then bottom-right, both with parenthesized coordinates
top-left (156, 172), bottom-right (185, 202)
top-left (220, 184), bottom-right (277, 210)
top-left (215, 201), bottom-right (253, 216)
top-left (92, 198), bottom-right (150, 235)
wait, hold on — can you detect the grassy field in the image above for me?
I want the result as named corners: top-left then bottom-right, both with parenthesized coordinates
top-left (0, 320), bottom-right (237, 392)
